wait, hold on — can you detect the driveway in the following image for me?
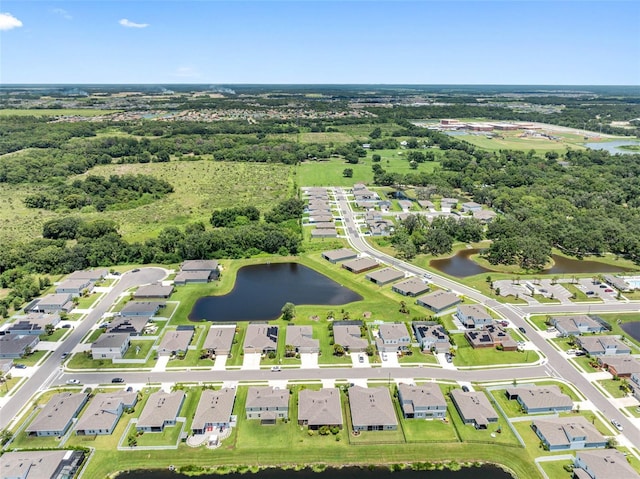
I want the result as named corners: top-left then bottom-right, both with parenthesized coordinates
top-left (350, 352), bottom-right (370, 368)
top-left (300, 353), bottom-right (319, 369)
top-left (241, 353), bottom-right (261, 370)
top-left (380, 352), bottom-right (399, 367)
top-left (213, 354), bottom-right (228, 370)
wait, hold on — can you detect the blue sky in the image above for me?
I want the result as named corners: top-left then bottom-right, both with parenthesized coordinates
top-left (1, 1), bottom-right (639, 85)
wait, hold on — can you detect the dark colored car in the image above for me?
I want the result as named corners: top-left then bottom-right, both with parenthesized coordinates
top-left (518, 327), bottom-right (527, 334)
top-left (461, 385), bottom-right (470, 392)
top-left (111, 377), bottom-right (124, 383)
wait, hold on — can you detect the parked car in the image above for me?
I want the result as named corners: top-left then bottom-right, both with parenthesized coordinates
top-left (518, 327), bottom-right (527, 334)
top-left (586, 291), bottom-right (595, 295)
top-left (461, 385), bottom-right (470, 392)
top-left (575, 351), bottom-right (586, 356)
top-left (358, 355), bottom-right (365, 363)
top-left (66, 379), bottom-right (80, 385)
top-left (604, 288), bottom-right (614, 293)
top-left (382, 353), bottom-right (388, 361)
top-left (131, 268), bottom-right (140, 273)
top-left (611, 419), bottom-right (624, 431)
top-left (271, 366), bottom-right (281, 372)
top-left (599, 284), bottom-right (607, 289)
top-left (126, 386), bottom-right (134, 392)
top-left (14, 364), bottom-right (27, 369)
top-left (111, 377), bottom-right (124, 383)
top-left (445, 353), bottom-right (453, 363)
top-left (62, 324), bottom-right (71, 328)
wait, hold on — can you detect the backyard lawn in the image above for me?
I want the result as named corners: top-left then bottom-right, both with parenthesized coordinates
top-left (451, 334), bottom-right (538, 367)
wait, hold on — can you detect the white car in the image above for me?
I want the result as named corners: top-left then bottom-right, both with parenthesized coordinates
top-left (611, 419), bottom-right (624, 432)
top-left (66, 379), bottom-right (80, 385)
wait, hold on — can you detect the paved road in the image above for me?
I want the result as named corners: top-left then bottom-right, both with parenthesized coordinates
top-left (334, 187), bottom-right (640, 448)
top-left (0, 268), bottom-right (166, 431)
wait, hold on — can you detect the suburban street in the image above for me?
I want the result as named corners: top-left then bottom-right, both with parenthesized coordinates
top-left (333, 187), bottom-right (640, 448)
top-left (1, 190), bottom-right (638, 452)
top-left (0, 268), bottom-right (166, 431)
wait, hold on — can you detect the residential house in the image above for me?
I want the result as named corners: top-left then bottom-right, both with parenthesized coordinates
top-left (0, 359), bottom-right (13, 373)
top-left (417, 200), bottom-right (435, 210)
top-left (532, 417), bottom-right (607, 451)
top-left (308, 214), bottom-right (334, 223)
top-left (456, 304), bottom-right (493, 329)
top-left (322, 248), bottom-right (358, 264)
top-left (245, 386), bottom-right (289, 424)
top-left (136, 390), bottom-right (185, 432)
top-left (397, 383), bottom-right (446, 419)
top-left (598, 355), bottom-right (640, 378)
top-left (0, 450), bottom-right (85, 479)
top-left (311, 229), bottom-right (338, 238)
top-left (174, 259), bottom-right (219, 285)
top-left (202, 325), bottom-right (236, 356)
top-left (26, 293), bottom-right (73, 314)
top-left (191, 388), bottom-right (237, 434)
top-left (26, 392), bottom-right (88, 437)
top-left (333, 321), bottom-right (368, 352)
top-left (348, 386), bottom-right (397, 431)
top-left (313, 222), bottom-right (336, 229)
top-left (473, 210), bottom-right (497, 223)
top-left (66, 269), bottom-right (108, 282)
top-left (465, 324), bottom-right (517, 351)
top-left (0, 335), bottom-right (39, 359)
top-left (551, 315), bottom-right (606, 337)
top-left (576, 336), bottom-right (631, 356)
top-left (398, 200), bottom-right (413, 211)
top-left (55, 278), bottom-right (93, 298)
top-left (106, 316), bottom-right (150, 336)
top-left (91, 333), bottom-right (130, 360)
top-left (243, 324), bottom-right (278, 354)
top-left (75, 391), bottom-right (137, 435)
top-left (460, 201), bottom-right (482, 213)
top-left (416, 290), bottom-right (461, 313)
top-left (298, 388), bottom-right (343, 429)
top-left (412, 322), bottom-right (450, 353)
top-left (286, 326), bottom-right (319, 354)
top-left (365, 268), bottom-right (405, 286)
top-left (450, 390), bottom-right (498, 429)
top-left (574, 449), bottom-right (640, 479)
top-left (375, 323), bottom-right (411, 353)
top-left (7, 313), bottom-right (60, 336)
top-left (439, 198), bottom-right (458, 212)
top-left (157, 327), bottom-right (194, 356)
top-left (504, 386), bottom-right (573, 414)
top-left (392, 277), bottom-right (430, 297)
top-left (134, 283), bottom-right (174, 299)
top-left (120, 301), bottom-right (165, 317)
top-left (342, 257), bottom-right (379, 274)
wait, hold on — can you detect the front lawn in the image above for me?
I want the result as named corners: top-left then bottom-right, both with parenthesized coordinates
top-left (451, 334), bottom-right (539, 367)
top-left (122, 340), bottom-right (155, 360)
top-left (596, 378), bottom-right (629, 399)
top-left (127, 421), bottom-right (184, 447)
top-left (39, 328), bottom-right (68, 342)
top-left (398, 347), bottom-right (438, 364)
top-left (75, 293), bottom-right (100, 309)
top-left (14, 350), bottom-right (48, 367)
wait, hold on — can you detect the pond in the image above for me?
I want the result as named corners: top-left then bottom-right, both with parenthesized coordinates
top-left (117, 465), bottom-right (513, 479)
top-left (584, 140), bottom-right (640, 155)
top-left (430, 249), bottom-right (632, 278)
top-left (189, 263), bottom-right (362, 322)
top-left (620, 322), bottom-right (640, 343)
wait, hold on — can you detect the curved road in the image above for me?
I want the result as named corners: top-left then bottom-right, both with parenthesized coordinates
top-left (334, 187), bottom-right (640, 448)
top-left (0, 268), bottom-right (166, 431)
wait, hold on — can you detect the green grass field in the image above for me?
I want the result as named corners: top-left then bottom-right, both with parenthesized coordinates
top-left (454, 129), bottom-right (587, 153)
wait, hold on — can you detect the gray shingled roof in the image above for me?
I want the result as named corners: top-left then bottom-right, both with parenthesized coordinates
top-left (378, 323), bottom-right (409, 341)
top-left (333, 324), bottom-right (368, 351)
top-left (286, 325), bottom-right (319, 351)
top-left (137, 390), bottom-right (185, 429)
top-left (365, 268), bottom-right (405, 284)
top-left (120, 301), bottom-right (165, 315)
top-left (342, 257), bottom-right (379, 273)
top-left (191, 388), bottom-right (236, 431)
top-left (417, 290), bottom-right (460, 311)
top-left (575, 450), bottom-right (640, 479)
top-left (392, 277), bottom-right (430, 296)
top-left (75, 391), bottom-right (137, 432)
top-left (243, 324), bottom-right (278, 351)
top-left (505, 386), bottom-right (573, 411)
top-left (203, 325), bottom-right (236, 354)
top-left (533, 416), bottom-right (605, 448)
top-left (92, 333), bottom-right (130, 349)
top-left (158, 329), bottom-right (194, 353)
top-left (181, 259), bottom-right (219, 271)
top-left (348, 386), bottom-right (397, 428)
top-left (398, 383), bottom-right (446, 413)
top-left (450, 389), bottom-right (497, 427)
top-left (246, 386), bottom-right (289, 409)
top-left (298, 388), bottom-right (343, 427)
top-left (26, 392), bottom-right (88, 434)
top-left (322, 248), bottom-right (357, 262)
top-left (134, 283), bottom-right (174, 298)
top-left (0, 450), bottom-right (80, 479)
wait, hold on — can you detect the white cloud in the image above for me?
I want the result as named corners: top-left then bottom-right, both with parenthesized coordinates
top-left (51, 8), bottom-right (72, 20)
top-left (119, 18), bottom-right (149, 28)
top-left (0, 12), bottom-right (23, 31)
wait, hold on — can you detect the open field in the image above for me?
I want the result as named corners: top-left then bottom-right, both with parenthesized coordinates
top-left (0, 160), bottom-right (293, 244)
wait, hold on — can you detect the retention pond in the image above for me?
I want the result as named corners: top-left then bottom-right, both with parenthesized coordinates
top-left (189, 262), bottom-right (362, 322)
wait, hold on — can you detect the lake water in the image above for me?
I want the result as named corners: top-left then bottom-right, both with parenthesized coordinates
top-left (117, 465), bottom-right (514, 479)
top-left (189, 263), bottom-right (362, 322)
top-left (430, 249), bottom-right (632, 278)
top-left (620, 322), bottom-right (640, 343)
top-left (583, 140), bottom-right (640, 155)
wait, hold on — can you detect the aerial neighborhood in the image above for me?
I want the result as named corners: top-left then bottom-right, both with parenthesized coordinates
top-left (0, 83), bottom-right (640, 479)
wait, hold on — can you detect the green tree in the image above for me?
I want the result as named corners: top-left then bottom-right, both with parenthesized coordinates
top-left (281, 302), bottom-right (296, 321)
top-left (333, 344), bottom-right (345, 356)
top-left (45, 324), bottom-right (55, 336)
top-left (342, 168), bottom-right (353, 178)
